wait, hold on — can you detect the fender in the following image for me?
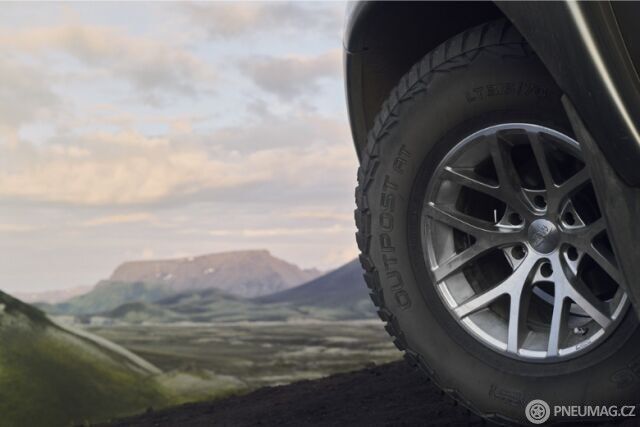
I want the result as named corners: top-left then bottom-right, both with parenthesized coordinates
top-left (498, 1), bottom-right (640, 186)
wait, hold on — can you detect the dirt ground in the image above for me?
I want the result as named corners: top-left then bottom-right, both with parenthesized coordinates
top-left (97, 361), bottom-right (636, 427)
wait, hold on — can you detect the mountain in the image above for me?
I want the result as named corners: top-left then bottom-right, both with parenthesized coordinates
top-left (89, 259), bottom-right (375, 324)
top-left (0, 290), bottom-right (172, 426)
top-left (258, 259), bottom-right (375, 319)
top-left (110, 249), bottom-right (321, 298)
top-left (40, 250), bottom-right (322, 316)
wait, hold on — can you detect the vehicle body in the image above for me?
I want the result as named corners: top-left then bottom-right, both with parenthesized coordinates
top-left (345, 1), bottom-right (640, 424)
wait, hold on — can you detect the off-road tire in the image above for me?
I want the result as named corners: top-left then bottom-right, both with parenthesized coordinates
top-left (355, 19), bottom-right (640, 425)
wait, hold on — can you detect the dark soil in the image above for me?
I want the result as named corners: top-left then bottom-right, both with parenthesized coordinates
top-left (97, 361), bottom-right (636, 427)
top-left (97, 361), bottom-right (486, 427)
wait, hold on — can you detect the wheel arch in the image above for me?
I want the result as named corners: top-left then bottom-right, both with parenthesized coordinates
top-left (344, 1), bottom-right (506, 160)
top-left (346, 1), bottom-right (640, 188)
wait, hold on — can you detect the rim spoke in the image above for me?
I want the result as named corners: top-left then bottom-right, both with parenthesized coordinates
top-left (487, 135), bottom-right (531, 215)
top-left (507, 285), bottom-right (531, 353)
top-left (528, 132), bottom-right (555, 191)
top-left (562, 217), bottom-right (622, 284)
top-left (432, 243), bottom-right (489, 283)
top-left (557, 167), bottom-right (589, 199)
top-left (441, 166), bottom-right (502, 200)
top-left (488, 134), bottom-right (518, 191)
top-left (424, 202), bottom-right (521, 245)
top-left (563, 217), bottom-right (605, 248)
top-left (583, 217), bottom-right (606, 241)
top-left (547, 290), bottom-right (569, 357)
top-left (586, 246), bottom-right (622, 284)
top-left (566, 275), bottom-right (612, 328)
top-left (545, 257), bottom-right (570, 357)
top-left (454, 282), bottom-right (509, 318)
top-left (455, 255), bottom-right (537, 319)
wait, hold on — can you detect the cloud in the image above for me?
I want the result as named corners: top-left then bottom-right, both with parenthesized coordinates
top-left (0, 223), bottom-right (37, 233)
top-left (0, 57), bottom-right (59, 129)
top-left (0, 2), bottom-right (361, 295)
top-left (140, 248), bottom-right (155, 260)
top-left (0, 24), bottom-right (214, 101)
top-left (80, 212), bottom-right (154, 227)
top-left (209, 113), bottom-right (350, 151)
top-left (208, 224), bottom-right (351, 238)
top-left (0, 132), bottom-right (262, 205)
top-left (286, 209), bottom-right (352, 222)
top-left (182, 2), bottom-right (343, 39)
top-left (243, 50), bottom-right (341, 100)
top-left (0, 125), bottom-right (355, 206)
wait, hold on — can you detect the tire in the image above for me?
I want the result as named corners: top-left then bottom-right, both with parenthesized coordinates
top-left (355, 19), bottom-right (640, 425)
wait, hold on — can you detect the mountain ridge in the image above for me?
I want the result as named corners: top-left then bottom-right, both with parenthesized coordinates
top-left (109, 249), bottom-right (321, 298)
top-left (41, 250), bottom-right (323, 316)
top-left (257, 259), bottom-right (375, 318)
top-left (57, 258), bottom-right (375, 323)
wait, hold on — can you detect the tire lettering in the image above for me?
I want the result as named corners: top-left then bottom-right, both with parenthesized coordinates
top-left (377, 146), bottom-right (412, 311)
top-left (488, 384), bottom-right (524, 406)
top-left (466, 81), bottom-right (549, 103)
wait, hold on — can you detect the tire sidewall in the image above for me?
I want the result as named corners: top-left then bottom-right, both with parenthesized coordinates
top-left (364, 48), bottom-right (640, 423)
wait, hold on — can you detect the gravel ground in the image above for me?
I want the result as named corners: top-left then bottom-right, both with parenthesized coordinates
top-left (96, 361), bottom-right (637, 427)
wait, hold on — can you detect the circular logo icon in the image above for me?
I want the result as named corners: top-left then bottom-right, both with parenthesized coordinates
top-left (525, 399), bottom-right (550, 424)
top-left (527, 219), bottom-right (559, 254)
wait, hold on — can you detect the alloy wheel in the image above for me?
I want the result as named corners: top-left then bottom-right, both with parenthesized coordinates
top-left (423, 123), bottom-right (628, 360)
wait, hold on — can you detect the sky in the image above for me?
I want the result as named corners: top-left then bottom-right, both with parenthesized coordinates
top-left (0, 1), bottom-right (358, 293)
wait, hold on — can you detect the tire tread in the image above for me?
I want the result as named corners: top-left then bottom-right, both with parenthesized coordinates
top-left (355, 19), bottom-right (530, 425)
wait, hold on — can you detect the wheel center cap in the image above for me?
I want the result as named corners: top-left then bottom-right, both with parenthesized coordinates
top-left (527, 219), bottom-right (559, 254)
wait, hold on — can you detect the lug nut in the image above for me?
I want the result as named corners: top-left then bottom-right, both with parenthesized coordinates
top-left (508, 212), bottom-right (522, 226)
top-left (567, 246), bottom-right (579, 261)
top-left (534, 195), bottom-right (547, 209)
top-left (511, 245), bottom-right (526, 260)
top-left (563, 211), bottom-right (576, 226)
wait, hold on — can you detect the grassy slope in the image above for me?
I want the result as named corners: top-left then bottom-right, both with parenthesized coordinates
top-left (39, 281), bottom-right (174, 316)
top-left (0, 291), bottom-right (173, 427)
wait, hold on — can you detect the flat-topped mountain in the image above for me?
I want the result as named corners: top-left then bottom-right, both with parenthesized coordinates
top-left (110, 249), bottom-right (320, 298)
top-left (40, 250), bottom-right (322, 315)
top-left (88, 259), bottom-right (375, 323)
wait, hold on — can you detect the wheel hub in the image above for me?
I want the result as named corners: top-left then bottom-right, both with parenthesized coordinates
top-left (423, 123), bottom-right (629, 361)
top-left (528, 219), bottom-right (559, 254)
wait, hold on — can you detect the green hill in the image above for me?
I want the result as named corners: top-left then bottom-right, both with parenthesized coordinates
top-left (38, 280), bottom-right (174, 316)
top-left (98, 288), bottom-right (302, 323)
top-left (0, 290), bottom-right (173, 427)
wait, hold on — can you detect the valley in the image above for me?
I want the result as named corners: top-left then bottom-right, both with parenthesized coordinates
top-left (88, 319), bottom-right (400, 393)
top-left (18, 249), bottom-right (401, 425)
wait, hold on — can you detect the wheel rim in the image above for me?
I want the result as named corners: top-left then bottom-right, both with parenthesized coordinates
top-left (422, 123), bottom-right (629, 360)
